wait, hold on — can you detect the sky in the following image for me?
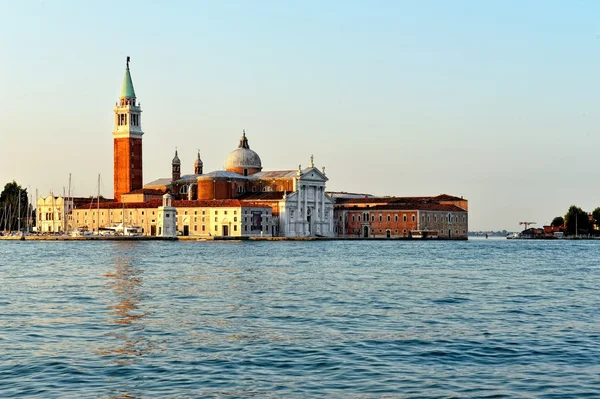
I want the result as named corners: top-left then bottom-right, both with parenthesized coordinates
top-left (1, 0), bottom-right (599, 231)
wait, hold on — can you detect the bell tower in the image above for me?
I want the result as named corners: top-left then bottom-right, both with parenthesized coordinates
top-left (113, 56), bottom-right (143, 202)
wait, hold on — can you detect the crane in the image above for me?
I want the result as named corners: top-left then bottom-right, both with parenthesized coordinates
top-left (519, 221), bottom-right (536, 230)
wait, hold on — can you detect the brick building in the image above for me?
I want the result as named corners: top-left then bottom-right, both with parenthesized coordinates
top-left (334, 194), bottom-right (468, 239)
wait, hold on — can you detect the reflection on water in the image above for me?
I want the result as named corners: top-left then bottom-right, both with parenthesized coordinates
top-left (98, 248), bottom-right (152, 398)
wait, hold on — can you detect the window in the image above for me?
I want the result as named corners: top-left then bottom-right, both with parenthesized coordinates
top-left (403, 214), bottom-right (407, 222)
top-left (214, 217), bottom-right (218, 222)
top-left (238, 186), bottom-right (244, 193)
top-left (234, 210), bottom-right (237, 215)
top-left (395, 215), bottom-right (398, 222)
top-left (202, 225), bottom-right (205, 231)
top-left (234, 225), bottom-right (237, 231)
top-left (202, 210), bottom-right (205, 215)
top-left (411, 215), bottom-right (415, 222)
top-left (358, 215), bottom-right (361, 222)
top-left (224, 211), bottom-right (228, 215)
top-left (352, 215), bottom-right (355, 222)
top-left (387, 215), bottom-right (391, 222)
top-left (434, 216), bottom-right (437, 222)
top-left (215, 211), bottom-right (218, 215)
top-left (252, 186), bottom-right (257, 192)
top-left (422, 216), bottom-right (425, 222)
top-left (215, 225), bottom-right (218, 231)
top-left (379, 215), bottom-right (382, 222)
top-left (234, 217), bottom-right (237, 222)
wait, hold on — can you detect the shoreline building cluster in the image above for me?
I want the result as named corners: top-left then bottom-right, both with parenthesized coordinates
top-left (39, 58), bottom-right (468, 239)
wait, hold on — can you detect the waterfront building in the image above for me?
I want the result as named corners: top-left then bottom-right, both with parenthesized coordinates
top-left (71, 199), bottom-right (271, 237)
top-left (69, 57), bottom-right (464, 239)
top-left (144, 134), bottom-right (335, 237)
top-left (36, 195), bottom-right (110, 233)
top-left (334, 194), bottom-right (468, 239)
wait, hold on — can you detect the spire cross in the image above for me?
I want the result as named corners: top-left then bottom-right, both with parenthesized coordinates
top-left (126, 56), bottom-right (130, 69)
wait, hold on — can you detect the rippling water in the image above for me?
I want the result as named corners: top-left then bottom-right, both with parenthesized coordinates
top-left (1, 239), bottom-right (599, 398)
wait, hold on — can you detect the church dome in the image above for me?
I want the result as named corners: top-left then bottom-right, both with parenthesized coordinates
top-left (225, 131), bottom-right (262, 173)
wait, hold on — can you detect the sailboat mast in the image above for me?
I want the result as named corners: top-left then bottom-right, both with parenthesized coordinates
top-left (97, 174), bottom-right (100, 234)
top-left (67, 174), bottom-right (71, 233)
top-left (17, 189), bottom-right (21, 233)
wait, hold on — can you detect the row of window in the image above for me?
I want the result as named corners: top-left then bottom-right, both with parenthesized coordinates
top-left (350, 214), bottom-right (416, 223)
top-left (346, 213), bottom-right (467, 224)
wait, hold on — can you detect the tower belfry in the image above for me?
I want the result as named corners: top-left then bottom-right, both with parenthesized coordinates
top-left (113, 56), bottom-right (144, 202)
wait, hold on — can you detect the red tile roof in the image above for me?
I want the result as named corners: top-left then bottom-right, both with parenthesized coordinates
top-left (74, 199), bottom-right (266, 210)
top-left (341, 203), bottom-right (466, 212)
top-left (125, 188), bottom-right (166, 195)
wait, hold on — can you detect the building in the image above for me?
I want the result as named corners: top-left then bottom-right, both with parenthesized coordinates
top-left (144, 134), bottom-right (335, 237)
top-left (334, 194), bottom-right (468, 239)
top-left (36, 195), bottom-right (111, 233)
top-left (65, 57), bottom-right (468, 239)
top-left (71, 199), bottom-right (272, 237)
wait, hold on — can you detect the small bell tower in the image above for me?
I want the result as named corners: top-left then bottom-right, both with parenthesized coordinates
top-left (194, 150), bottom-right (203, 175)
top-left (172, 149), bottom-right (181, 181)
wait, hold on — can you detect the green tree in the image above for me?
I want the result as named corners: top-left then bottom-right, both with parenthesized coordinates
top-left (0, 181), bottom-right (29, 231)
top-left (592, 207), bottom-right (600, 224)
top-left (551, 216), bottom-right (564, 227)
top-left (564, 205), bottom-right (589, 236)
top-left (592, 207), bottom-right (600, 235)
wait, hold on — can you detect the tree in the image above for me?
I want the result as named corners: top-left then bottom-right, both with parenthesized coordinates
top-left (592, 207), bottom-right (600, 225)
top-left (564, 205), bottom-right (589, 236)
top-left (592, 207), bottom-right (600, 235)
top-left (551, 216), bottom-right (564, 227)
top-left (0, 181), bottom-right (29, 231)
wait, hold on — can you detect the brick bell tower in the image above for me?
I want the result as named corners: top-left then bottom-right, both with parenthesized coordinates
top-left (113, 57), bottom-right (143, 202)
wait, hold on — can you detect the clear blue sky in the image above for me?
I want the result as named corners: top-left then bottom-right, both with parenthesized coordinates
top-left (1, 0), bottom-right (599, 230)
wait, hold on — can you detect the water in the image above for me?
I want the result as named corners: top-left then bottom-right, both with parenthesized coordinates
top-left (1, 239), bottom-right (599, 398)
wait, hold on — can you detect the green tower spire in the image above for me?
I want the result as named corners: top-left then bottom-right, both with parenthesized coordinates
top-left (120, 56), bottom-right (136, 99)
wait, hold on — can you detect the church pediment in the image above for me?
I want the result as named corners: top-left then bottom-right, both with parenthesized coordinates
top-left (300, 167), bottom-right (328, 182)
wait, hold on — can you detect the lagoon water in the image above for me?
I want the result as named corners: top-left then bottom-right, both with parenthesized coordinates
top-left (1, 239), bottom-right (599, 398)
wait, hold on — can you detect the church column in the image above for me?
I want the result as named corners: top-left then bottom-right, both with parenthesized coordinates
top-left (296, 185), bottom-right (301, 235)
top-left (303, 184), bottom-right (308, 236)
top-left (315, 186), bottom-right (319, 226)
top-left (321, 186), bottom-right (325, 215)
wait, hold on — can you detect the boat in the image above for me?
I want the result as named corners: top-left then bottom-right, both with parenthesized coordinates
top-left (100, 223), bottom-right (142, 236)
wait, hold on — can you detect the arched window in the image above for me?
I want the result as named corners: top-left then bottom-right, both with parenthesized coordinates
top-left (237, 186), bottom-right (245, 193)
top-left (180, 186), bottom-right (188, 194)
